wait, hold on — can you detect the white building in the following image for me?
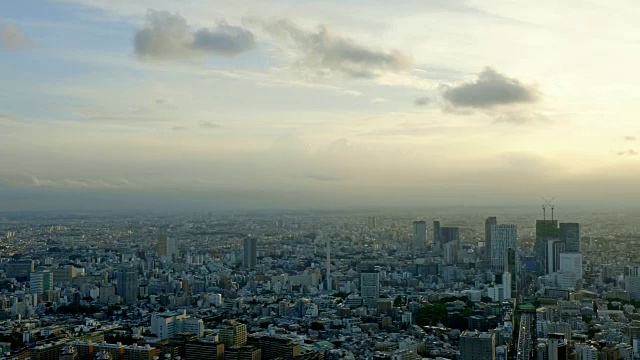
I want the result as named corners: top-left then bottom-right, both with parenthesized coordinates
top-left (150, 310), bottom-right (204, 339)
top-left (559, 252), bottom-right (583, 281)
top-left (490, 224), bottom-right (517, 272)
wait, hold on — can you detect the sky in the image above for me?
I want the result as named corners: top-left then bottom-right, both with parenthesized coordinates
top-left (1, 0), bottom-right (640, 211)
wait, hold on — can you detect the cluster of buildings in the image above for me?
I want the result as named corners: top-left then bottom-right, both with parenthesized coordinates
top-left (0, 209), bottom-right (637, 359)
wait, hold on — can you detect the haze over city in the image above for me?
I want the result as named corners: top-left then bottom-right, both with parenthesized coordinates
top-left (2, 1), bottom-right (640, 210)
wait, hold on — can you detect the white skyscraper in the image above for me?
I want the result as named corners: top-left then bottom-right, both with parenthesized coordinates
top-left (412, 221), bottom-right (427, 250)
top-left (490, 224), bottom-right (517, 272)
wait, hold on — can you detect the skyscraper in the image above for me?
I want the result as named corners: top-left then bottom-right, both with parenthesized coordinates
top-left (536, 220), bottom-right (559, 273)
top-left (433, 221), bottom-right (441, 250)
top-left (459, 331), bottom-right (496, 360)
top-left (116, 268), bottom-right (138, 304)
top-left (360, 271), bottom-right (380, 308)
top-left (490, 224), bottom-right (517, 272)
top-left (412, 221), bottom-right (427, 250)
top-left (326, 236), bottom-right (332, 291)
top-left (157, 228), bottom-right (176, 261)
top-left (559, 223), bottom-right (580, 253)
top-left (30, 270), bottom-right (53, 295)
top-left (546, 239), bottom-right (565, 275)
top-left (367, 216), bottom-right (377, 229)
top-left (484, 217), bottom-right (497, 262)
top-left (243, 237), bottom-right (257, 269)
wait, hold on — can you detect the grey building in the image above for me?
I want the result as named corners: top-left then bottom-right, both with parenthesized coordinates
top-left (560, 223), bottom-right (580, 253)
top-left (485, 217), bottom-right (497, 262)
top-left (459, 331), bottom-right (495, 360)
top-left (116, 269), bottom-right (138, 304)
top-left (243, 238), bottom-right (257, 269)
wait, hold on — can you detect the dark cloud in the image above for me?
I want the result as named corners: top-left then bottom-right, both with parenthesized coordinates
top-left (442, 67), bottom-right (540, 108)
top-left (623, 136), bottom-right (636, 141)
top-left (258, 18), bottom-right (412, 78)
top-left (414, 97), bottom-right (430, 106)
top-left (1, 23), bottom-right (33, 50)
top-left (493, 112), bottom-right (550, 125)
top-left (199, 121), bottom-right (220, 129)
top-left (134, 10), bottom-right (256, 61)
top-left (618, 149), bottom-right (638, 156)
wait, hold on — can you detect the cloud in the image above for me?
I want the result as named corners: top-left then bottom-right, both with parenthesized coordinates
top-left (172, 126), bottom-right (187, 131)
top-left (414, 97), bottom-right (430, 106)
top-left (2, 174), bottom-right (132, 189)
top-left (199, 121), bottom-right (220, 129)
top-left (623, 136), bottom-right (636, 141)
top-left (371, 98), bottom-right (387, 103)
top-left (493, 112), bottom-right (550, 125)
top-left (301, 172), bottom-right (346, 182)
top-left (134, 10), bottom-right (256, 61)
top-left (442, 67), bottom-right (540, 108)
top-left (257, 18), bottom-right (412, 78)
top-left (617, 149), bottom-right (638, 156)
top-left (1, 23), bottom-right (33, 50)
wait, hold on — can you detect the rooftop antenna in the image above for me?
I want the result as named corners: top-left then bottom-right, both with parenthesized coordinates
top-left (541, 197), bottom-right (556, 220)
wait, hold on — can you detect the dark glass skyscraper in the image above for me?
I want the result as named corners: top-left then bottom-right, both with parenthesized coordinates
top-left (560, 223), bottom-right (580, 253)
top-left (485, 217), bottom-right (497, 262)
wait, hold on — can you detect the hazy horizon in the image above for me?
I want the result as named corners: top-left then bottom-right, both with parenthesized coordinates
top-left (2, 1), bottom-right (640, 211)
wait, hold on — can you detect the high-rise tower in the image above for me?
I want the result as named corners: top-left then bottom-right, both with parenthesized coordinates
top-left (326, 236), bottom-right (332, 291)
top-left (484, 217), bottom-right (497, 262)
top-left (490, 224), bottom-right (517, 273)
top-left (243, 237), bottom-right (257, 269)
top-left (412, 221), bottom-right (427, 250)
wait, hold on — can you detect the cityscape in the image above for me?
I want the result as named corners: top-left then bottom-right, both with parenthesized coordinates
top-left (0, 205), bottom-right (637, 359)
top-left (3, 0), bottom-right (640, 360)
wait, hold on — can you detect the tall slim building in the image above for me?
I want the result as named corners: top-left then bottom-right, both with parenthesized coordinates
top-left (560, 223), bottom-right (580, 253)
top-left (367, 216), bottom-right (377, 229)
top-left (490, 224), bottom-right (517, 273)
top-left (116, 268), bottom-right (139, 304)
top-left (360, 271), bottom-right (380, 308)
top-left (459, 331), bottom-right (496, 360)
top-left (412, 221), bottom-right (427, 250)
top-left (485, 217), bottom-right (497, 262)
top-left (157, 228), bottom-right (176, 260)
top-left (626, 266), bottom-right (640, 300)
top-left (243, 238), bottom-right (257, 269)
top-left (433, 221), bottom-right (442, 250)
top-left (546, 239), bottom-right (565, 275)
top-left (326, 236), bottom-right (332, 291)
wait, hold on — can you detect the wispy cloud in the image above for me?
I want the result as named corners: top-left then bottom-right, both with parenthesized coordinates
top-left (617, 149), bottom-right (639, 156)
top-left (255, 18), bottom-right (413, 79)
top-left (0, 23), bottom-right (33, 50)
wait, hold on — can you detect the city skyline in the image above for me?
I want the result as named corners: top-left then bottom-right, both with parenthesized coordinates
top-left (2, 1), bottom-right (640, 210)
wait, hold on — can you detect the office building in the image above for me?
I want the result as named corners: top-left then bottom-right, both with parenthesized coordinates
top-left (150, 310), bottom-right (204, 340)
top-left (123, 344), bottom-right (161, 360)
top-left (535, 220), bottom-right (559, 273)
top-left (157, 228), bottom-right (176, 261)
top-left (6, 259), bottom-right (34, 280)
top-left (560, 223), bottom-right (580, 253)
top-left (224, 346), bottom-right (261, 360)
top-left (219, 320), bottom-right (248, 347)
top-left (60, 345), bottom-right (78, 360)
top-left (485, 217), bottom-right (497, 262)
top-left (186, 340), bottom-right (224, 360)
top-left (433, 221), bottom-right (441, 250)
top-left (443, 240), bottom-right (458, 265)
top-left (248, 335), bottom-right (301, 359)
top-left (546, 239), bottom-right (565, 275)
top-left (412, 221), bottom-right (427, 250)
top-left (116, 269), bottom-right (139, 304)
top-left (367, 216), bottom-right (377, 229)
top-left (243, 238), bottom-right (257, 270)
top-left (490, 224), bottom-right (517, 272)
top-left (360, 271), bottom-right (380, 308)
top-left (52, 265), bottom-right (77, 285)
top-left (30, 270), bottom-right (53, 295)
top-left (459, 331), bottom-right (496, 360)
top-left (626, 266), bottom-right (640, 300)
top-left (441, 226), bottom-right (460, 245)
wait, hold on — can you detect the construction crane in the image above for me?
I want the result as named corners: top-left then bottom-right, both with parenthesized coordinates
top-left (541, 197), bottom-right (556, 220)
